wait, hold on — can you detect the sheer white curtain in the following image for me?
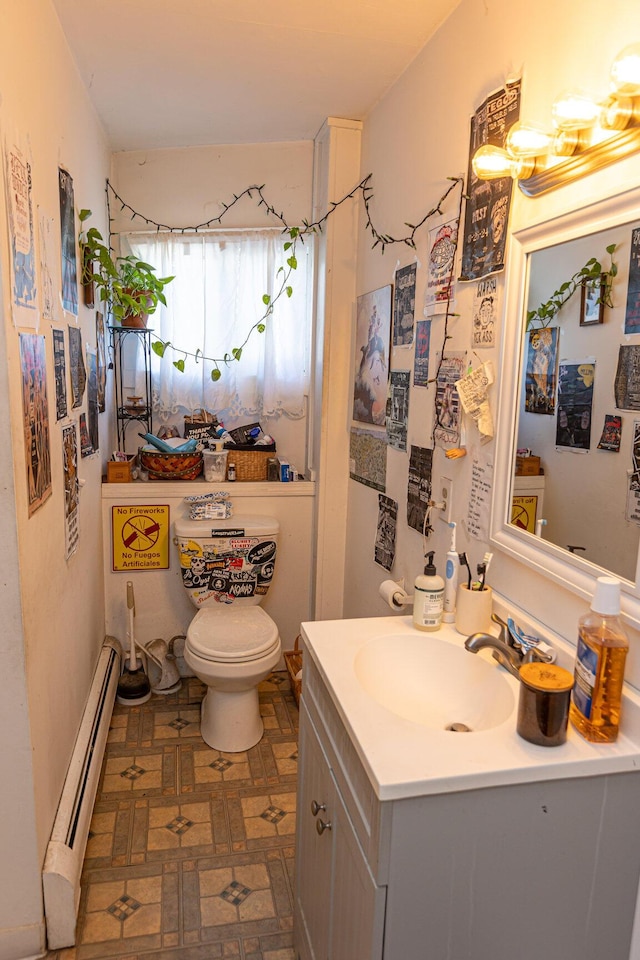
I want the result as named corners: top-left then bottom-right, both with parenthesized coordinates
top-left (125, 229), bottom-right (313, 421)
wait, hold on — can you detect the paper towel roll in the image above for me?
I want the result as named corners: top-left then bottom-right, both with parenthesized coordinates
top-left (379, 579), bottom-right (409, 609)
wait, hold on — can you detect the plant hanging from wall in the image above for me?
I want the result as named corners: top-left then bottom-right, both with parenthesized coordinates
top-left (526, 245), bottom-right (618, 330)
top-left (105, 175), bottom-right (464, 380)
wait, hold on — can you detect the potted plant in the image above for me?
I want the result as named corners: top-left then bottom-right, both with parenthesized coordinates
top-left (79, 209), bottom-right (174, 327)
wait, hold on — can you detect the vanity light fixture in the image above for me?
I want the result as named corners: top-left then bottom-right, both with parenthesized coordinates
top-left (471, 42), bottom-right (640, 197)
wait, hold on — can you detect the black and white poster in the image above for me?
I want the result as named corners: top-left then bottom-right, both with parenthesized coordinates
top-left (460, 80), bottom-right (521, 282)
top-left (407, 445), bottom-right (433, 534)
top-left (58, 168), bottom-right (78, 315)
top-left (393, 263), bottom-right (416, 345)
top-left (87, 346), bottom-right (99, 455)
top-left (413, 319), bottom-right (431, 387)
top-left (386, 370), bottom-right (410, 451)
top-left (68, 325), bottom-right (86, 408)
top-left (434, 353), bottom-right (465, 448)
top-left (374, 494), bottom-right (397, 572)
top-left (615, 344), bottom-right (640, 411)
top-left (52, 328), bottom-right (67, 420)
top-left (624, 226), bottom-right (640, 335)
top-left (555, 361), bottom-right (595, 451)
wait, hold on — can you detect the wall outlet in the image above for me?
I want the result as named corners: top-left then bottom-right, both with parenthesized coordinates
top-left (439, 477), bottom-right (454, 524)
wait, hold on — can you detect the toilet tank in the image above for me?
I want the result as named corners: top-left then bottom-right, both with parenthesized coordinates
top-left (174, 514), bottom-right (279, 608)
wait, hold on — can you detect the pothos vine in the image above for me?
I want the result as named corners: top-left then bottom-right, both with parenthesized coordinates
top-left (106, 175), bottom-right (465, 381)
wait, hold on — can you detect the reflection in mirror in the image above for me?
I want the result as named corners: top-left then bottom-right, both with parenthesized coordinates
top-left (511, 218), bottom-right (640, 581)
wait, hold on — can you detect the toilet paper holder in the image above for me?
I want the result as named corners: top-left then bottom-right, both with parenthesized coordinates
top-left (379, 579), bottom-right (414, 609)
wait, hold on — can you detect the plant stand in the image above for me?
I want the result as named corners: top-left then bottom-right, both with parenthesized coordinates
top-left (110, 325), bottom-right (153, 452)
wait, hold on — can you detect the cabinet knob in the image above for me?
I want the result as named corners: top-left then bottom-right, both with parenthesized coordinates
top-left (310, 800), bottom-right (326, 817)
top-left (316, 818), bottom-right (332, 835)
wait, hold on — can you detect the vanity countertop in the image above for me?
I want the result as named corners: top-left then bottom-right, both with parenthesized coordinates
top-left (300, 615), bottom-right (640, 801)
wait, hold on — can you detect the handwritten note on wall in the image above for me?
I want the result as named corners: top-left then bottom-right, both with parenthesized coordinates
top-left (467, 453), bottom-right (493, 541)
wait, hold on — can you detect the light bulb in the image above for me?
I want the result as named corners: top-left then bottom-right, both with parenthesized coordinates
top-left (506, 122), bottom-right (552, 158)
top-left (471, 144), bottom-right (514, 180)
top-left (552, 92), bottom-right (600, 130)
top-left (611, 43), bottom-right (640, 97)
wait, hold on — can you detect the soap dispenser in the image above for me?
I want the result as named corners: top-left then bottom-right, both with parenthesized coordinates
top-left (413, 551), bottom-right (444, 632)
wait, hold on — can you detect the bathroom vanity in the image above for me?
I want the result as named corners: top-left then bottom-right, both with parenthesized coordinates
top-left (294, 615), bottom-right (640, 960)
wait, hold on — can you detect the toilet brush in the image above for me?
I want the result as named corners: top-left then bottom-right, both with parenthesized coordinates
top-left (116, 581), bottom-right (152, 705)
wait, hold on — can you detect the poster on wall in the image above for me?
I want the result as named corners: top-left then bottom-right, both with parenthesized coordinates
top-left (472, 275), bottom-right (499, 348)
top-left (86, 346), bottom-right (99, 455)
top-left (434, 352), bottom-right (466, 448)
top-left (624, 226), bottom-right (640, 335)
top-left (5, 143), bottom-right (38, 321)
top-left (62, 422), bottom-right (79, 559)
top-left (555, 361), bottom-right (595, 451)
top-left (615, 344), bottom-right (640, 411)
top-left (627, 421), bottom-right (640, 523)
top-left (79, 412), bottom-right (93, 458)
top-left (68, 325), bottom-right (86, 408)
top-left (460, 80), bottom-right (521, 282)
top-left (19, 333), bottom-right (52, 516)
top-left (424, 219), bottom-right (458, 310)
top-left (52, 328), bottom-right (68, 420)
top-left (374, 494), bottom-right (397, 572)
top-left (352, 284), bottom-right (392, 425)
top-left (393, 263), bottom-right (416, 346)
top-left (349, 428), bottom-right (387, 492)
top-left (413, 319), bottom-right (431, 386)
top-left (407, 445), bottom-right (433, 534)
top-left (597, 414), bottom-right (622, 452)
top-left (38, 209), bottom-right (56, 322)
top-left (386, 370), bottom-right (410, 451)
top-left (524, 327), bottom-right (559, 415)
top-left (58, 167), bottom-right (78, 316)
top-left (96, 310), bottom-right (107, 412)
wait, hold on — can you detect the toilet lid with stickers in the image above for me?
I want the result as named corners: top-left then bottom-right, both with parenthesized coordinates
top-left (187, 605), bottom-right (280, 662)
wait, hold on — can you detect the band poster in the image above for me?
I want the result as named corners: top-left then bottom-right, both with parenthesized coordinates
top-left (434, 353), bottom-right (466, 448)
top-left (407, 445), bottom-right (433, 533)
top-left (393, 263), bottom-right (416, 346)
top-left (524, 328), bottom-right (559, 415)
top-left (374, 494), bottom-right (397, 572)
top-left (19, 333), bottom-right (52, 516)
top-left (460, 80), bottom-right (521, 282)
top-left (555, 361), bottom-right (595, 451)
top-left (52, 328), bottom-right (68, 421)
top-left (353, 285), bottom-right (392, 426)
top-left (62, 422), bottom-right (79, 559)
top-left (624, 226), bottom-right (640, 335)
top-left (5, 142), bottom-right (38, 320)
top-left (425, 219), bottom-right (458, 310)
top-left (413, 319), bottom-right (431, 387)
top-left (58, 167), bottom-right (78, 315)
top-left (386, 370), bottom-right (410, 451)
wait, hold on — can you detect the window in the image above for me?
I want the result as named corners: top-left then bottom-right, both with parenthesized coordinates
top-left (125, 229), bottom-right (314, 422)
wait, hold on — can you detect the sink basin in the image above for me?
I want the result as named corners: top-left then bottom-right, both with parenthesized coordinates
top-left (354, 633), bottom-right (516, 732)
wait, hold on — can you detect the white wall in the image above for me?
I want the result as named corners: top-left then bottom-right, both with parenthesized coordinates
top-left (110, 143), bottom-right (315, 470)
top-left (0, 0), bottom-right (110, 954)
top-left (344, 0), bottom-right (640, 646)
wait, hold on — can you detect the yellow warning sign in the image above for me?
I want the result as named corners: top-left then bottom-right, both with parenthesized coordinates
top-left (112, 504), bottom-right (170, 571)
top-left (511, 495), bottom-right (538, 534)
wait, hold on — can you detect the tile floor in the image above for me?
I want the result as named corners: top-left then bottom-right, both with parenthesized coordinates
top-left (46, 672), bottom-right (299, 960)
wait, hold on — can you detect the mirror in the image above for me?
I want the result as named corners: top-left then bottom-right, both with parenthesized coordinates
top-left (513, 217), bottom-right (640, 581)
top-left (492, 184), bottom-right (640, 618)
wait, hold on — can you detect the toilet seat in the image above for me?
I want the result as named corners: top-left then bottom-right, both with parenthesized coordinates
top-left (187, 605), bottom-right (280, 663)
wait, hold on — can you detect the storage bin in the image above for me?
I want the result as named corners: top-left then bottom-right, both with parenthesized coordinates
top-left (107, 456), bottom-right (136, 482)
top-left (203, 449), bottom-right (229, 482)
top-left (223, 443), bottom-right (276, 481)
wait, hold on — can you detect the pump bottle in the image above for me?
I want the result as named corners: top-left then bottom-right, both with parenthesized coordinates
top-left (413, 551), bottom-right (444, 632)
top-left (569, 576), bottom-right (629, 743)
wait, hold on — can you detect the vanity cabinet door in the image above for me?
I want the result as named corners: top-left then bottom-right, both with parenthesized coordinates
top-left (295, 702), bottom-right (386, 960)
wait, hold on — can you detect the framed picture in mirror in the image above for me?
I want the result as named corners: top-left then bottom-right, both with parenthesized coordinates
top-left (580, 274), bottom-right (605, 326)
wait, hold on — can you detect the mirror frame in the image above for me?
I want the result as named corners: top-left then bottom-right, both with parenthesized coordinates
top-left (491, 182), bottom-right (640, 629)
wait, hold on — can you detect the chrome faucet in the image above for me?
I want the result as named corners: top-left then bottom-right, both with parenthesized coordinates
top-left (464, 618), bottom-right (554, 679)
top-left (463, 633), bottom-right (524, 679)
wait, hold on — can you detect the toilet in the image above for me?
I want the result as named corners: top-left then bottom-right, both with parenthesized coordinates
top-left (174, 514), bottom-right (282, 752)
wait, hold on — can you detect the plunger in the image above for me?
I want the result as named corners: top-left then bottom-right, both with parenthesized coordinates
top-left (116, 581), bottom-right (151, 705)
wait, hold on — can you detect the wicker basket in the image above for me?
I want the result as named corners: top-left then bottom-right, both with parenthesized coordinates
top-left (140, 450), bottom-right (203, 480)
top-left (284, 635), bottom-right (303, 706)
top-left (224, 444), bottom-right (275, 482)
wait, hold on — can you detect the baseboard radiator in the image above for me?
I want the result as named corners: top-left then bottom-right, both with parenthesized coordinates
top-left (43, 636), bottom-right (122, 949)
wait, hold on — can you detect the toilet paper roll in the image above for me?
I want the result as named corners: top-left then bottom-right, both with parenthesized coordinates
top-left (379, 579), bottom-right (409, 609)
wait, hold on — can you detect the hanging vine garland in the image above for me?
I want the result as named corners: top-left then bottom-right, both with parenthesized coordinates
top-left (105, 175), bottom-right (465, 380)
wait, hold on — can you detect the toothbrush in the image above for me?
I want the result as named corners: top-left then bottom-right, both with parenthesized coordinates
top-left (458, 552), bottom-right (472, 589)
top-left (443, 522), bottom-right (458, 623)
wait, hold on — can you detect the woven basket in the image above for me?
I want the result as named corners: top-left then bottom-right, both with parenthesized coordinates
top-left (224, 444), bottom-right (275, 481)
top-left (140, 450), bottom-right (203, 480)
top-left (284, 635), bottom-right (303, 706)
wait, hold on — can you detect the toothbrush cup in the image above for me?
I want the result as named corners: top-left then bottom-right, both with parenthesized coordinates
top-left (454, 584), bottom-right (493, 636)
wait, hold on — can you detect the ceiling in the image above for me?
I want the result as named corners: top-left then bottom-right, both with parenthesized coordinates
top-left (51, 0), bottom-right (462, 152)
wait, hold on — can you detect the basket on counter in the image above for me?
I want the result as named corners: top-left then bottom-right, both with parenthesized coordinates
top-left (284, 635), bottom-right (303, 707)
top-left (140, 449), bottom-right (203, 480)
top-left (224, 443), bottom-right (276, 481)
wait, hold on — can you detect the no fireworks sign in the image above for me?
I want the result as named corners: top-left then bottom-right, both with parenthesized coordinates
top-left (112, 504), bottom-right (170, 571)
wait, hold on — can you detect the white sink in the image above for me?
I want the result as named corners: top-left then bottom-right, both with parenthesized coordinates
top-left (354, 633), bottom-right (515, 731)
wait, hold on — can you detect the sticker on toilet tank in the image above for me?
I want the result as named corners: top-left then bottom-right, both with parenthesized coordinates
top-left (177, 535), bottom-right (277, 605)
